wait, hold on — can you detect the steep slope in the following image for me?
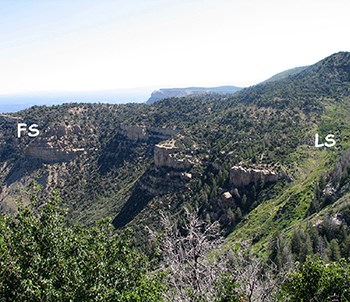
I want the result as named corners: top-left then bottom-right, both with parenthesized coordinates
top-left (127, 51), bottom-right (350, 245)
top-left (263, 66), bottom-right (308, 83)
top-left (222, 52), bottom-right (350, 110)
top-left (0, 97), bottom-right (220, 223)
top-left (221, 51), bottom-right (350, 253)
top-left (113, 52), bottom-right (350, 234)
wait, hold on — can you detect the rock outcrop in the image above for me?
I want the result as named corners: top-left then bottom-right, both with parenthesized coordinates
top-left (222, 191), bottom-right (232, 201)
top-left (25, 140), bottom-right (85, 162)
top-left (24, 124), bottom-right (85, 162)
top-left (120, 125), bottom-right (148, 141)
top-left (217, 191), bottom-right (235, 209)
top-left (230, 165), bottom-right (279, 188)
top-left (119, 125), bottom-right (179, 142)
top-left (154, 140), bottom-right (193, 170)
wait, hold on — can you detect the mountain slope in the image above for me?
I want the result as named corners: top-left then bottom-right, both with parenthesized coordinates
top-left (0, 52), bottom-right (350, 257)
top-left (263, 66), bottom-right (308, 83)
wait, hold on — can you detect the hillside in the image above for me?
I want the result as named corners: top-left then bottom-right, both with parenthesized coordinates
top-left (0, 52), bottom-right (350, 259)
top-left (263, 66), bottom-right (309, 83)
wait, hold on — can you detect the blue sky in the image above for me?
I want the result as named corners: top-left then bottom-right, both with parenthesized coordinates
top-left (0, 0), bottom-right (349, 95)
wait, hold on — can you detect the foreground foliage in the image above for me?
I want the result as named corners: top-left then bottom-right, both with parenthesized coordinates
top-left (281, 257), bottom-right (350, 301)
top-left (1, 196), bottom-right (350, 301)
top-left (150, 210), bottom-right (284, 302)
top-left (0, 192), bottom-right (164, 302)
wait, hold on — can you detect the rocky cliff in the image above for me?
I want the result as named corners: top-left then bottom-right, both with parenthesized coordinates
top-left (154, 139), bottom-right (194, 170)
top-left (25, 140), bottom-right (85, 162)
top-left (230, 165), bottom-right (279, 188)
top-left (24, 124), bottom-right (86, 162)
top-left (119, 125), bottom-right (148, 141)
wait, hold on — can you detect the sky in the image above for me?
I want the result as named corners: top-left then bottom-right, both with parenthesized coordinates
top-left (0, 0), bottom-right (349, 95)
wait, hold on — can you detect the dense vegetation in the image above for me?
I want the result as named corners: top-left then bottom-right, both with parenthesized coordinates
top-left (1, 189), bottom-right (350, 301)
top-left (0, 187), bottom-right (164, 301)
top-left (1, 52), bottom-right (350, 300)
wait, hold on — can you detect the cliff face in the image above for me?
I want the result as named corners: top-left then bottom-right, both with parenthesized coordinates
top-left (0, 116), bottom-right (83, 163)
top-left (120, 125), bottom-right (148, 141)
top-left (25, 141), bottom-right (85, 162)
top-left (154, 140), bottom-right (193, 170)
top-left (22, 123), bottom-right (180, 164)
top-left (230, 165), bottom-right (279, 188)
top-left (0, 114), bottom-right (184, 217)
top-left (24, 124), bottom-right (86, 163)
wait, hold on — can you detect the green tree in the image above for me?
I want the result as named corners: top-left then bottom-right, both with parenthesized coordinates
top-left (291, 229), bottom-right (303, 260)
top-left (241, 194), bottom-right (247, 210)
top-left (0, 192), bottom-right (164, 302)
top-left (227, 208), bottom-right (235, 226)
top-left (308, 199), bottom-right (320, 215)
top-left (299, 233), bottom-right (313, 263)
top-left (235, 207), bottom-right (242, 221)
top-left (268, 232), bottom-right (292, 270)
top-left (281, 257), bottom-right (350, 302)
top-left (328, 239), bottom-right (341, 262)
top-left (341, 229), bottom-right (350, 258)
top-left (308, 225), bottom-right (320, 253)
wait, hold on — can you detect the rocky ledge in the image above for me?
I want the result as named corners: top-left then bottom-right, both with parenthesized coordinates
top-left (154, 140), bottom-right (194, 170)
top-left (25, 140), bottom-right (85, 162)
top-left (230, 165), bottom-right (280, 188)
top-left (24, 124), bottom-right (85, 162)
